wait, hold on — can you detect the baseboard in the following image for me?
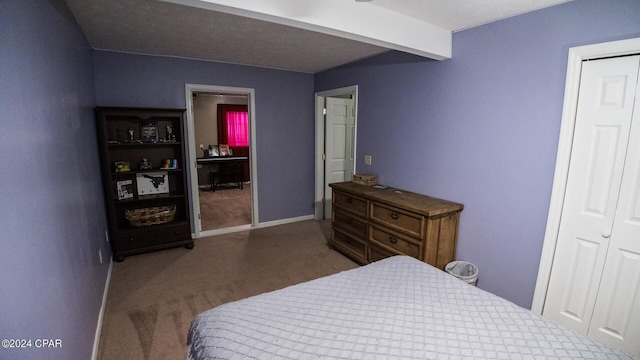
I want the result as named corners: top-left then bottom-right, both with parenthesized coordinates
top-left (91, 259), bottom-right (113, 360)
top-left (197, 214), bottom-right (316, 238)
top-left (256, 215), bottom-right (315, 228)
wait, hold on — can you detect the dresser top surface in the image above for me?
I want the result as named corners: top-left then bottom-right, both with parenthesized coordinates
top-left (330, 181), bottom-right (463, 216)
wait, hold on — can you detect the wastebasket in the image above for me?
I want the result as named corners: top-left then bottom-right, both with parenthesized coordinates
top-left (445, 261), bottom-right (479, 286)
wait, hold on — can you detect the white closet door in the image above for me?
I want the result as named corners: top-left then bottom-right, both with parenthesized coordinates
top-left (543, 56), bottom-right (640, 335)
top-left (588, 56), bottom-right (640, 355)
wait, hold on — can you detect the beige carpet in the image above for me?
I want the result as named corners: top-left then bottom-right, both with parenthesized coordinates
top-left (96, 220), bottom-right (358, 360)
top-left (199, 184), bottom-right (251, 231)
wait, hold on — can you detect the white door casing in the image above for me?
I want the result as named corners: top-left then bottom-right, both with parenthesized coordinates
top-left (184, 84), bottom-right (259, 237)
top-left (314, 86), bottom-right (358, 220)
top-left (323, 97), bottom-right (355, 219)
top-left (542, 56), bottom-right (639, 336)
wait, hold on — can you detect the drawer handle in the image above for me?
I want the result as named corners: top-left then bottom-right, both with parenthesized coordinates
top-left (346, 197), bottom-right (353, 204)
top-left (390, 212), bottom-right (399, 220)
top-left (389, 236), bottom-right (398, 244)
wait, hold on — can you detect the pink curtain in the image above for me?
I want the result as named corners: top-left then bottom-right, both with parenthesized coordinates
top-left (226, 111), bottom-right (248, 146)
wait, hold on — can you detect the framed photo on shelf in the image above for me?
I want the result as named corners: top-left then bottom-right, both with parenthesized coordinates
top-left (116, 179), bottom-right (134, 200)
top-left (141, 122), bottom-right (158, 143)
top-left (207, 145), bottom-right (219, 157)
top-left (219, 144), bottom-right (230, 156)
top-left (136, 171), bottom-right (169, 195)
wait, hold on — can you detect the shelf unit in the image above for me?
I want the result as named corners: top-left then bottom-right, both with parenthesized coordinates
top-left (96, 107), bottom-right (193, 261)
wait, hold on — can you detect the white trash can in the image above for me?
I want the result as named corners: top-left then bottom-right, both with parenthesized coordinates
top-left (445, 261), bottom-right (479, 286)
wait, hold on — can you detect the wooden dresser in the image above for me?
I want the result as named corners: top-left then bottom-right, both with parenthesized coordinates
top-left (329, 182), bottom-right (463, 270)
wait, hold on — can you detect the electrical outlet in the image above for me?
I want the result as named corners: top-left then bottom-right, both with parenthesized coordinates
top-left (364, 154), bottom-right (372, 165)
top-left (199, 144), bottom-right (205, 150)
top-left (98, 249), bottom-right (103, 264)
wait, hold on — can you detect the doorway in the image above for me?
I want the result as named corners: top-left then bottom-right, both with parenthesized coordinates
top-left (185, 84), bottom-right (259, 238)
top-left (314, 86), bottom-right (358, 220)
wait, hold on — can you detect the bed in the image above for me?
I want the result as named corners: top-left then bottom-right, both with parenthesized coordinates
top-left (187, 256), bottom-right (632, 359)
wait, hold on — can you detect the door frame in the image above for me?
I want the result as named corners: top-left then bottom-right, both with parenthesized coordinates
top-left (184, 83), bottom-right (259, 238)
top-left (531, 37), bottom-right (640, 314)
top-left (314, 85), bottom-right (359, 220)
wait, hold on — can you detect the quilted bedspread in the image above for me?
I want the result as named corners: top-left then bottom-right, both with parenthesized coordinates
top-left (188, 256), bottom-right (632, 359)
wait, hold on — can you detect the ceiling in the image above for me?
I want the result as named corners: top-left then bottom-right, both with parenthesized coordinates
top-left (65, 0), bottom-right (570, 74)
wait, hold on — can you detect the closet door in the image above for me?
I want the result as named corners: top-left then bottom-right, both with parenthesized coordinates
top-left (543, 56), bottom-right (640, 335)
top-left (588, 56), bottom-right (640, 354)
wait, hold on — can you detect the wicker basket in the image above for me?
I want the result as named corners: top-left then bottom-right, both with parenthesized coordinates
top-left (125, 205), bottom-right (176, 227)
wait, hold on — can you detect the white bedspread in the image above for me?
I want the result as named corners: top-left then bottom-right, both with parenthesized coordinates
top-left (188, 256), bottom-right (632, 359)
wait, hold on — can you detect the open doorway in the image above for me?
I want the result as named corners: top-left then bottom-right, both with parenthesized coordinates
top-left (185, 84), bottom-right (258, 238)
top-left (314, 85), bottom-right (359, 220)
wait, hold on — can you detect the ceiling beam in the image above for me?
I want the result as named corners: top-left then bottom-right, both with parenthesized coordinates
top-left (160, 0), bottom-right (452, 60)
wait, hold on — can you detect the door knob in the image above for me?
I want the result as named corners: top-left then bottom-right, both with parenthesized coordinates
top-left (601, 229), bottom-right (612, 238)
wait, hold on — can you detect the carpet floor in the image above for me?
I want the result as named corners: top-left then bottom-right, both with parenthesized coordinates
top-left (198, 184), bottom-right (251, 231)
top-left (96, 220), bottom-right (358, 360)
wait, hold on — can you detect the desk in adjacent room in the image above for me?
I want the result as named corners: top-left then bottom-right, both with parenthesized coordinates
top-left (197, 156), bottom-right (248, 191)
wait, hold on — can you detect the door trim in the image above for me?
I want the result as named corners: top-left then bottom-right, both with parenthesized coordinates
top-left (314, 85), bottom-right (359, 220)
top-left (531, 37), bottom-right (640, 314)
top-left (184, 83), bottom-right (259, 238)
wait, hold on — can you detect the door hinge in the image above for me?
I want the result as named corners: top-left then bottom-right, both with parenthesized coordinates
top-left (198, 213), bottom-right (201, 220)
top-left (322, 153), bottom-right (326, 160)
top-left (323, 107), bottom-right (327, 115)
top-left (322, 197), bottom-right (326, 204)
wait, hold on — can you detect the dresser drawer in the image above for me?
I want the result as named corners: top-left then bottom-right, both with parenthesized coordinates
top-left (369, 225), bottom-right (421, 259)
top-left (333, 210), bottom-right (367, 238)
top-left (333, 190), bottom-right (368, 217)
top-left (117, 222), bottom-right (191, 250)
top-left (370, 202), bottom-right (424, 238)
top-left (330, 228), bottom-right (367, 264)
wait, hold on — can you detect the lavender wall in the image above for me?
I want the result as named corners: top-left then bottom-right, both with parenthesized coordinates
top-left (93, 52), bottom-right (315, 223)
top-left (0, 0), bottom-right (108, 359)
top-left (316, 0), bottom-right (640, 308)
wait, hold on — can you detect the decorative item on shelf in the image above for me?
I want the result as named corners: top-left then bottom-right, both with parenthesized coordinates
top-left (219, 144), bottom-right (230, 156)
top-left (114, 161), bottom-right (130, 172)
top-left (164, 124), bottom-right (176, 142)
top-left (161, 159), bottom-right (178, 169)
top-left (138, 158), bottom-right (153, 170)
top-left (208, 145), bottom-right (219, 157)
top-left (125, 128), bottom-right (140, 143)
top-left (116, 179), bottom-right (134, 200)
top-left (141, 122), bottom-right (158, 143)
top-left (353, 173), bottom-right (378, 186)
top-left (136, 171), bottom-right (169, 195)
top-left (109, 128), bottom-right (123, 144)
top-left (125, 205), bottom-right (176, 227)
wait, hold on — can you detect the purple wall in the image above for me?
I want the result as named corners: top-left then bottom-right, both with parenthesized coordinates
top-left (93, 52), bottom-right (315, 223)
top-left (316, 0), bottom-right (640, 308)
top-left (0, 0), bottom-right (109, 359)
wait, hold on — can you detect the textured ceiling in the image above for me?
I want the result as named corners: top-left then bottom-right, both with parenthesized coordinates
top-left (65, 0), bottom-right (569, 74)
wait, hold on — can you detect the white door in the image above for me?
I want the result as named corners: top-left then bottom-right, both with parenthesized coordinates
top-left (588, 56), bottom-right (640, 354)
top-left (324, 97), bottom-right (355, 219)
top-left (543, 55), bottom-right (640, 355)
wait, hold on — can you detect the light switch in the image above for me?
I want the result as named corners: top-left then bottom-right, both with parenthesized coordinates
top-left (364, 154), bottom-right (372, 165)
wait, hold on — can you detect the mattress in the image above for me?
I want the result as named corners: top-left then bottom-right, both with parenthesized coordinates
top-left (187, 255), bottom-right (632, 359)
